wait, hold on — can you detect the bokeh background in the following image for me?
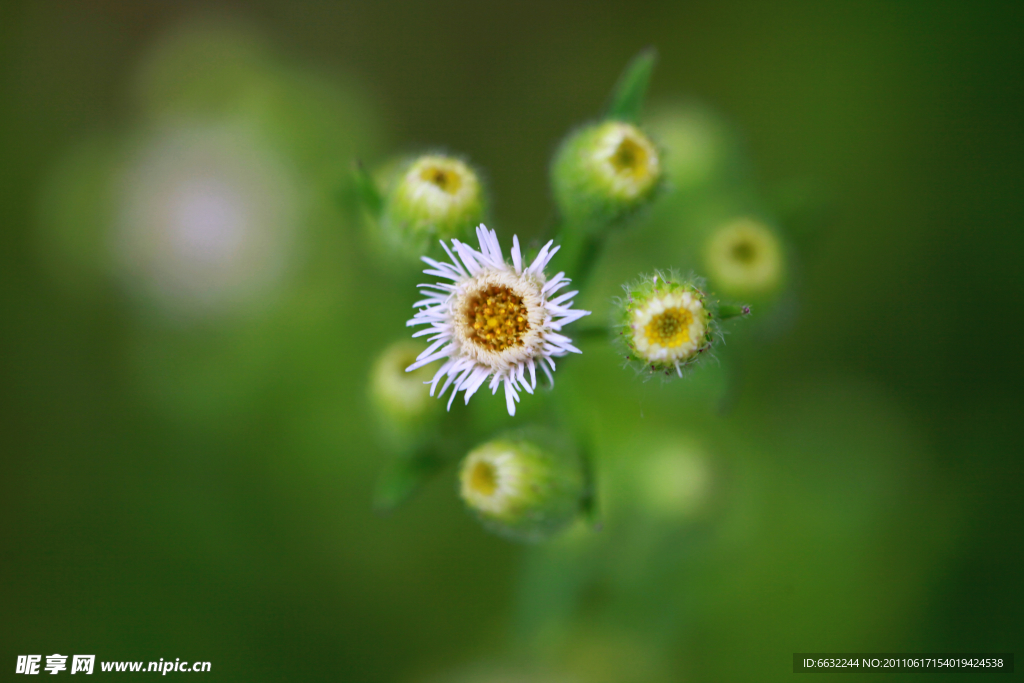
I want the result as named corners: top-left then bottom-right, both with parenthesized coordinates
top-left (1, 1), bottom-right (1021, 681)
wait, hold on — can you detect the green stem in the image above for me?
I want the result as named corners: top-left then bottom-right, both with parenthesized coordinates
top-left (717, 303), bottom-right (752, 321)
top-left (558, 226), bottom-right (607, 292)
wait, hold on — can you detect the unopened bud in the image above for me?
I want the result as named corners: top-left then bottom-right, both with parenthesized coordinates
top-left (645, 102), bottom-right (738, 194)
top-left (382, 154), bottom-right (486, 254)
top-left (617, 272), bottom-right (719, 379)
top-left (703, 217), bottom-right (785, 300)
top-left (551, 121), bottom-right (661, 230)
top-left (459, 433), bottom-right (586, 542)
top-left (619, 437), bottom-right (712, 520)
top-left (369, 341), bottom-right (440, 446)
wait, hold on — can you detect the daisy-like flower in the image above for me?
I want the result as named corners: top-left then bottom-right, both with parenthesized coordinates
top-left (405, 225), bottom-right (590, 416)
top-left (618, 272), bottom-right (717, 379)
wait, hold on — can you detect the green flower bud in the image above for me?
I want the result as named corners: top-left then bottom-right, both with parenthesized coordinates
top-left (645, 102), bottom-right (738, 194)
top-left (703, 217), bottom-right (785, 300)
top-left (551, 121), bottom-right (662, 230)
top-left (369, 340), bottom-right (440, 447)
top-left (381, 154), bottom-right (487, 254)
top-left (607, 434), bottom-right (713, 521)
top-left (459, 432), bottom-right (586, 542)
top-left (617, 271), bottom-right (722, 379)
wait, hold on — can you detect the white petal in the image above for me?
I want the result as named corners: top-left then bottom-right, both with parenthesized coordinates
top-left (516, 363), bottom-right (532, 394)
top-left (406, 348), bottom-right (451, 371)
top-left (549, 289), bottom-right (578, 305)
top-left (542, 273), bottom-right (567, 294)
top-left (429, 360), bottom-right (454, 395)
top-left (511, 235), bottom-right (522, 274)
top-left (528, 240), bottom-right (553, 276)
top-left (540, 361), bottom-right (554, 387)
top-left (455, 241), bottom-right (484, 275)
top-left (418, 336), bottom-right (450, 359)
top-left (462, 367), bottom-right (491, 404)
top-left (439, 241), bottom-right (468, 277)
top-left (504, 378), bottom-right (519, 416)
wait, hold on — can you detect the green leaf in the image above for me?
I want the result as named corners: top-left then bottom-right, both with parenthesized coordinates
top-left (352, 159), bottom-right (383, 216)
top-left (373, 449), bottom-right (446, 513)
top-left (604, 47), bottom-right (658, 123)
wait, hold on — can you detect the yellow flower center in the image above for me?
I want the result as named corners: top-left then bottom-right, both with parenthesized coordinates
top-left (730, 238), bottom-right (757, 264)
top-left (610, 135), bottom-right (651, 179)
top-left (644, 307), bottom-right (693, 348)
top-left (419, 164), bottom-right (462, 194)
top-left (464, 285), bottom-right (530, 353)
top-left (468, 460), bottom-right (497, 496)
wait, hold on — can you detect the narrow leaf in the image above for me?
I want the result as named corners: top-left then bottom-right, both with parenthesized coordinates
top-left (352, 159), bottom-right (383, 216)
top-left (373, 449), bottom-right (446, 513)
top-left (604, 47), bottom-right (657, 123)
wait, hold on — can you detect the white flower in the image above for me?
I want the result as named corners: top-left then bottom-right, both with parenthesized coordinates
top-left (114, 125), bottom-right (298, 316)
top-left (405, 225), bottom-right (590, 416)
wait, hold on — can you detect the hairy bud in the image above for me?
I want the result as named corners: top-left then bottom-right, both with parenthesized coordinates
top-left (459, 432), bottom-right (586, 542)
top-left (617, 272), bottom-right (724, 379)
top-left (381, 154), bottom-right (487, 255)
top-left (551, 121), bottom-right (661, 230)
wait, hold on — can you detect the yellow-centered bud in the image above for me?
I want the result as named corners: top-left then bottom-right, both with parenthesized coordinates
top-left (618, 272), bottom-right (715, 379)
top-left (459, 432), bottom-right (586, 542)
top-left (703, 217), bottom-right (785, 300)
top-left (551, 121), bottom-right (661, 230)
top-left (382, 154), bottom-right (487, 255)
top-left (369, 341), bottom-right (440, 447)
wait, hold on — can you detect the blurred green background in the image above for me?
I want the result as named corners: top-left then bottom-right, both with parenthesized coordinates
top-left (1, 1), bottom-right (1021, 681)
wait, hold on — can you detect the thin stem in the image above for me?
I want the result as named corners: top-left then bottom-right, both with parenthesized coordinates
top-left (717, 303), bottom-right (752, 321)
top-left (558, 226), bottom-right (607, 292)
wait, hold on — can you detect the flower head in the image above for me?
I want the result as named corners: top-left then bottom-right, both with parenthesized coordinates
top-left (459, 433), bottom-right (585, 541)
top-left (406, 225), bottom-right (590, 416)
top-left (609, 435), bottom-right (712, 521)
top-left (617, 272), bottom-right (717, 379)
top-left (369, 340), bottom-right (441, 444)
top-left (382, 154), bottom-right (486, 253)
top-left (551, 121), bottom-right (662, 229)
top-left (703, 217), bottom-right (785, 299)
top-left (645, 102), bottom-right (737, 194)
top-left (114, 125), bottom-right (298, 317)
